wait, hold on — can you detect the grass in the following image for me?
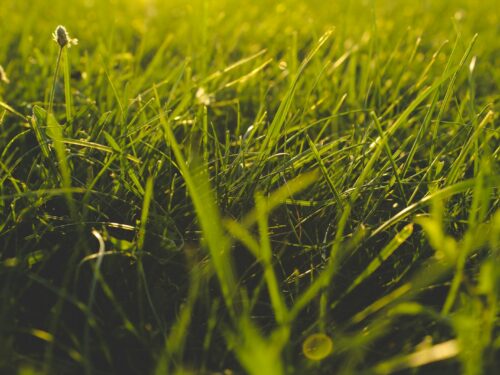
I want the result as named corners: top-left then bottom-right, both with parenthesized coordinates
top-left (0, 0), bottom-right (499, 374)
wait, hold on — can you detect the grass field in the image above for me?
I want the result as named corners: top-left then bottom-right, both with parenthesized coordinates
top-left (0, 0), bottom-right (499, 374)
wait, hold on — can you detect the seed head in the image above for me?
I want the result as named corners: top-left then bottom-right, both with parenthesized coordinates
top-left (52, 25), bottom-right (78, 48)
top-left (0, 65), bottom-right (9, 84)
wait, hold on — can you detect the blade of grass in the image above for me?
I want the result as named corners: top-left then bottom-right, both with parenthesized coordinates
top-left (306, 134), bottom-right (344, 208)
top-left (370, 111), bottom-right (408, 205)
top-left (255, 192), bottom-right (288, 324)
top-left (331, 224), bottom-right (414, 309)
top-left (0, 100), bottom-right (28, 121)
top-left (83, 229), bottom-right (106, 375)
top-left (62, 48), bottom-right (73, 124)
top-left (137, 176), bottom-right (154, 251)
top-left (154, 86), bottom-right (238, 315)
top-left (46, 112), bottom-right (77, 219)
top-left (370, 177), bottom-right (499, 238)
top-left (429, 34), bottom-right (478, 162)
top-left (445, 110), bottom-right (493, 186)
top-left (258, 29), bottom-right (333, 158)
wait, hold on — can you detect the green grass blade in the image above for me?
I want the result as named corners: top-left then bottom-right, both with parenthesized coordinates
top-left (154, 87), bottom-right (238, 315)
top-left (255, 192), bottom-right (288, 324)
top-left (0, 100), bottom-right (28, 121)
top-left (306, 134), bottom-right (344, 208)
top-left (258, 29), bottom-right (333, 158)
top-left (62, 48), bottom-right (73, 124)
top-left (370, 111), bottom-right (408, 204)
top-left (332, 223), bottom-right (414, 309)
top-left (137, 176), bottom-right (154, 251)
top-left (445, 110), bottom-right (493, 186)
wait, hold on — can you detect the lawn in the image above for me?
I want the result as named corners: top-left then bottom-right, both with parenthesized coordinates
top-left (0, 0), bottom-right (499, 374)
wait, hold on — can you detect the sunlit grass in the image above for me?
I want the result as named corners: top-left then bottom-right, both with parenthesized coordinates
top-left (0, 0), bottom-right (498, 374)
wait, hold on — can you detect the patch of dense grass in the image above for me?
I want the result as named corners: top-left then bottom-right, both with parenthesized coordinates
top-left (0, 0), bottom-right (498, 374)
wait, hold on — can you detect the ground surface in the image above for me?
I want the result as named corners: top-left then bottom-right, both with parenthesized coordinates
top-left (0, 0), bottom-right (499, 374)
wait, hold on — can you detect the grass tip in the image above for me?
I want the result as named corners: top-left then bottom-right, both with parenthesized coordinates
top-left (0, 64), bottom-right (9, 84)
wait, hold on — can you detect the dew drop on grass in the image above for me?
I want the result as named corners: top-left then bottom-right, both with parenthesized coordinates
top-left (302, 333), bottom-right (333, 361)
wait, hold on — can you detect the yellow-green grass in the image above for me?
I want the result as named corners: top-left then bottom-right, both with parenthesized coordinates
top-left (0, 0), bottom-right (498, 374)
